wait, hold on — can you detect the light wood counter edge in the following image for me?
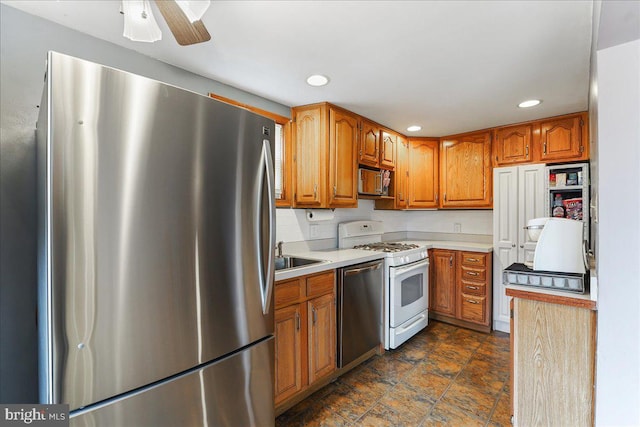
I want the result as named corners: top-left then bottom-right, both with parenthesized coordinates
top-left (506, 285), bottom-right (597, 311)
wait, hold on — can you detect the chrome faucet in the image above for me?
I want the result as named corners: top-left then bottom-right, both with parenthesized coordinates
top-left (276, 241), bottom-right (284, 258)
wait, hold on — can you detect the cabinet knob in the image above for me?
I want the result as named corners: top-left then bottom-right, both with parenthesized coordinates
top-left (467, 271), bottom-right (479, 276)
top-left (449, 256), bottom-right (453, 267)
top-left (466, 285), bottom-right (479, 290)
top-left (520, 245), bottom-right (524, 248)
top-left (466, 299), bottom-right (479, 304)
top-left (512, 244), bottom-right (516, 248)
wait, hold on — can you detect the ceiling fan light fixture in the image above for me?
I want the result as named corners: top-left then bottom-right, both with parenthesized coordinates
top-left (306, 74), bottom-right (329, 87)
top-left (518, 99), bottom-right (541, 108)
top-left (175, 0), bottom-right (211, 23)
top-left (122, 0), bottom-right (162, 42)
top-left (406, 125), bottom-right (422, 132)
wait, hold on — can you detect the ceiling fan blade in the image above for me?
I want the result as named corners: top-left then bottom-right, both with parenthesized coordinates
top-left (154, 0), bottom-right (211, 46)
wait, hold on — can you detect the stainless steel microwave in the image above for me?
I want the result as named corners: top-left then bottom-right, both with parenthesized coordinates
top-left (358, 168), bottom-right (383, 195)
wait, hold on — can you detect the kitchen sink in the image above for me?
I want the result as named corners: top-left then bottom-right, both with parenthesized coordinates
top-left (275, 256), bottom-right (326, 271)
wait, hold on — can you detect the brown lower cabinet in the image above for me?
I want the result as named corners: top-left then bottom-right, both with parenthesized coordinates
top-left (429, 249), bottom-right (492, 332)
top-left (507, 290), bottom-right (596, 426)
top-left (274, 271), bottom-right (336, 409)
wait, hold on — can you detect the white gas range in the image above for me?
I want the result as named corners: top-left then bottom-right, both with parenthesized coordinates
top-left (338, 221), bottom-right (429, 349)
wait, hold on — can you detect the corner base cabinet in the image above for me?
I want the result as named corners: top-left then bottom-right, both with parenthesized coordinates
top-left (429, 249), bottom-right (492, 332)
top-left (508, 290), bottom-right (596, 426)
top-left (274, 271), bottom-right (336, 409)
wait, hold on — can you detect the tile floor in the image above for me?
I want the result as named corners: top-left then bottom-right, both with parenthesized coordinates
top-left (276, 321), bottom-right (511, 427)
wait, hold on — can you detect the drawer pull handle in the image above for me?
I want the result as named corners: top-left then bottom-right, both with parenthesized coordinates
top-left (295, 312), bottom-right (300, 330)
top-left (466, 299), bottom-right (479, 304)
top-left (466, 285), bottom-right (479, 290)
top-left (466, 258), bottom-right (479, 262)
top-left (466, 271), bottom-right (479, 276)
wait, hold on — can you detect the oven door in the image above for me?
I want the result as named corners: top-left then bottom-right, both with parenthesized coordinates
top-left (389, 258), bottom-right (429, 327)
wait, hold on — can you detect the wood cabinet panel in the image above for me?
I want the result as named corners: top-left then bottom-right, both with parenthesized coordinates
top-left (460, 265), bottom-right (486, 282)
top-left (395, 135), bottom-right (409, 209)
top-left (494, 124), bottom-right (533, 165)
top-left (440, 131), bottom-right (492, 208)
top-left (293, 105), bottom-right (326, 207)
top-left (274, 304), bottom-right (303, 405)
top-left (275, 278), bottom-right (303, 309)
top-left (460, 252), bottom-right (487, 267)
top-left (380, 131), bottom-right (396, 170)
top-left (539, 114), bottom-right (587, 162)
top-left (408, 138), bottom-right (439, 208)
top-left (306, 271), bottom-right (335, 299)
top-left (274, 270), bottom-right (336, 408)
top-left (429, 249), bottom-right (457, 317)
top-left (460, 280), bottom-right (486, 296)
top-left (308, 293), bottom-right (336, 383)
top-left (513, 298), bottom-right (595, 426)
top-left (459, 294), bottom-right (486, 324)
top-left (359, 120), bottom-right (380, 168)
top-left (328, 108), bottom-right (359, 207)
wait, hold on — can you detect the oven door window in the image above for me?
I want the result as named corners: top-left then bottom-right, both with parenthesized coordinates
top-left (401, 273), bottom-right (424, 306)
top-left (390, 261), bottom-right (429, 327)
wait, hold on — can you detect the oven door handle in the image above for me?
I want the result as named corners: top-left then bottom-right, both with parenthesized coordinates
top-left (391, 259), bottom-right (428, 276)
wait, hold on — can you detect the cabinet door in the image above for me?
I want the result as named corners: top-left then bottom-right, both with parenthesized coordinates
top-left (517, 164), bottom-right (546, 265)
top-left (408, 138), bottom-right (439, 208)
top-left (429, 249), bottom-right (456, 317)
top-left (380, 131), bottom-right (396, 170)
top-left (328, 108), bottom-right (359, 208)
top-left (539, 115), bottom-right (587, 162)
top-left (395, 135), bottom-right (409, 209)
top-left (440, 131), bottom-right (492, 208)
top-left (307, 293), bottom-right (336, 383)
top-left (513, 299), bottom-right (595, 426)
top-left (274, 304), bottom-right (303, 405)
top-left (495, 124), bottom-right (533, 165)
top-left (293, 105), bottom-right (326, 207)
top-left (492, 167), bottom-right (519, 332)
top-left (359, 120), bottom-right (380, 168)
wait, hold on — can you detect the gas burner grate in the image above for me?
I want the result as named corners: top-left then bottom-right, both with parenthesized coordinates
top-left (353, 242), bottom-right (420, 253)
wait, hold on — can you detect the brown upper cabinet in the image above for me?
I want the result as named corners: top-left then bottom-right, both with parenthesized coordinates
top-left (407, 138), bottom-right (439, 208)
top-left (494, 124), bottom-right (533, 165)
top-left (292, 103), bottom-right (358, 208)
top-left (394, 135), bottom-right (409, 209)
top-left (380, 130), bottom-right (396, 170)
top-left (494, 112), bottom-right (589, 166)
top-left (359, 119), bottom-right (380, 168)
top-left (538, 113), bottom-right (588, 162)
top-left (439, 130), bottom-right (492, 208)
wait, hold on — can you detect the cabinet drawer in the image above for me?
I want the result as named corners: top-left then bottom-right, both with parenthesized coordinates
top-left (461, 265), bottom-right (486, 281)
top-left (275, 279), bottom-right (303, 309)
top-left (306, 271), bottom-right (335, 298)
top-left (460, 279), bottom-right (486, 296)
top-left (460, 294), bottom-right (486, 324)
top-left (461, 252), bottom-right (487, 267)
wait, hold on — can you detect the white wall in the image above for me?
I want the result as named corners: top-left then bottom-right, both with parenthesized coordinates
top-left (276, 200), bottom-right (493, 243)
top-left (595, 38), bottom-right (640, 425)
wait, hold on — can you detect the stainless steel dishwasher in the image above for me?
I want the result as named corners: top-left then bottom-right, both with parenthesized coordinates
top-left (337, 259), bottom-right (384, 368)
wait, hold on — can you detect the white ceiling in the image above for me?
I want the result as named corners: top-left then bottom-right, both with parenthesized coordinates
top-left (1, 0), bottom-right (594, 136)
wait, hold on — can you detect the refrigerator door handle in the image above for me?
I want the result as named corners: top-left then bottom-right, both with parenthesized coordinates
top-left (259, 138), bottom-right (275, 314)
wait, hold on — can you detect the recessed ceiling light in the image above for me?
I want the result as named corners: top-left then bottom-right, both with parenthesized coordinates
top-left (406, 125), bottom-right (422, 132)
top-left (306, 74), bottom-right (329, 87)
top-left (518, 99), bottom-right (542, 108)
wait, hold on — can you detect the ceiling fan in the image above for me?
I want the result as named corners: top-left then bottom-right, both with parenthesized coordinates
top-left (121, 0), bottom-right (211, 46)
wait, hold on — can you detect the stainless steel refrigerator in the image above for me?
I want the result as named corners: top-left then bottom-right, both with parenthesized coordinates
top-left (36, 52), bottom-right (276, 426)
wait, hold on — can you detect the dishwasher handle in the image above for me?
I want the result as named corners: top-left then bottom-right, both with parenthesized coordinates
top-left (343, 261), bottom-right (382, 276)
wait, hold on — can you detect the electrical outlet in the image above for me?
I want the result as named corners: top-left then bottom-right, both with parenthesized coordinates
top-left (454, 223), bottom-right (462, 233)
top-left (309, 224), bottom-right (319, 238)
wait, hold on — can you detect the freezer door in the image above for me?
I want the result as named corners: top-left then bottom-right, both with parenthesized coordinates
top-left (39, 53), bottom-right (275, 409)
top-left (70, 338), bottom-right (274, 427)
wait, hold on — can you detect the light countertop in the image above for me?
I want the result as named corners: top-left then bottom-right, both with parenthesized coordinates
top-left (274, 240), bottom-right (493, 281)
